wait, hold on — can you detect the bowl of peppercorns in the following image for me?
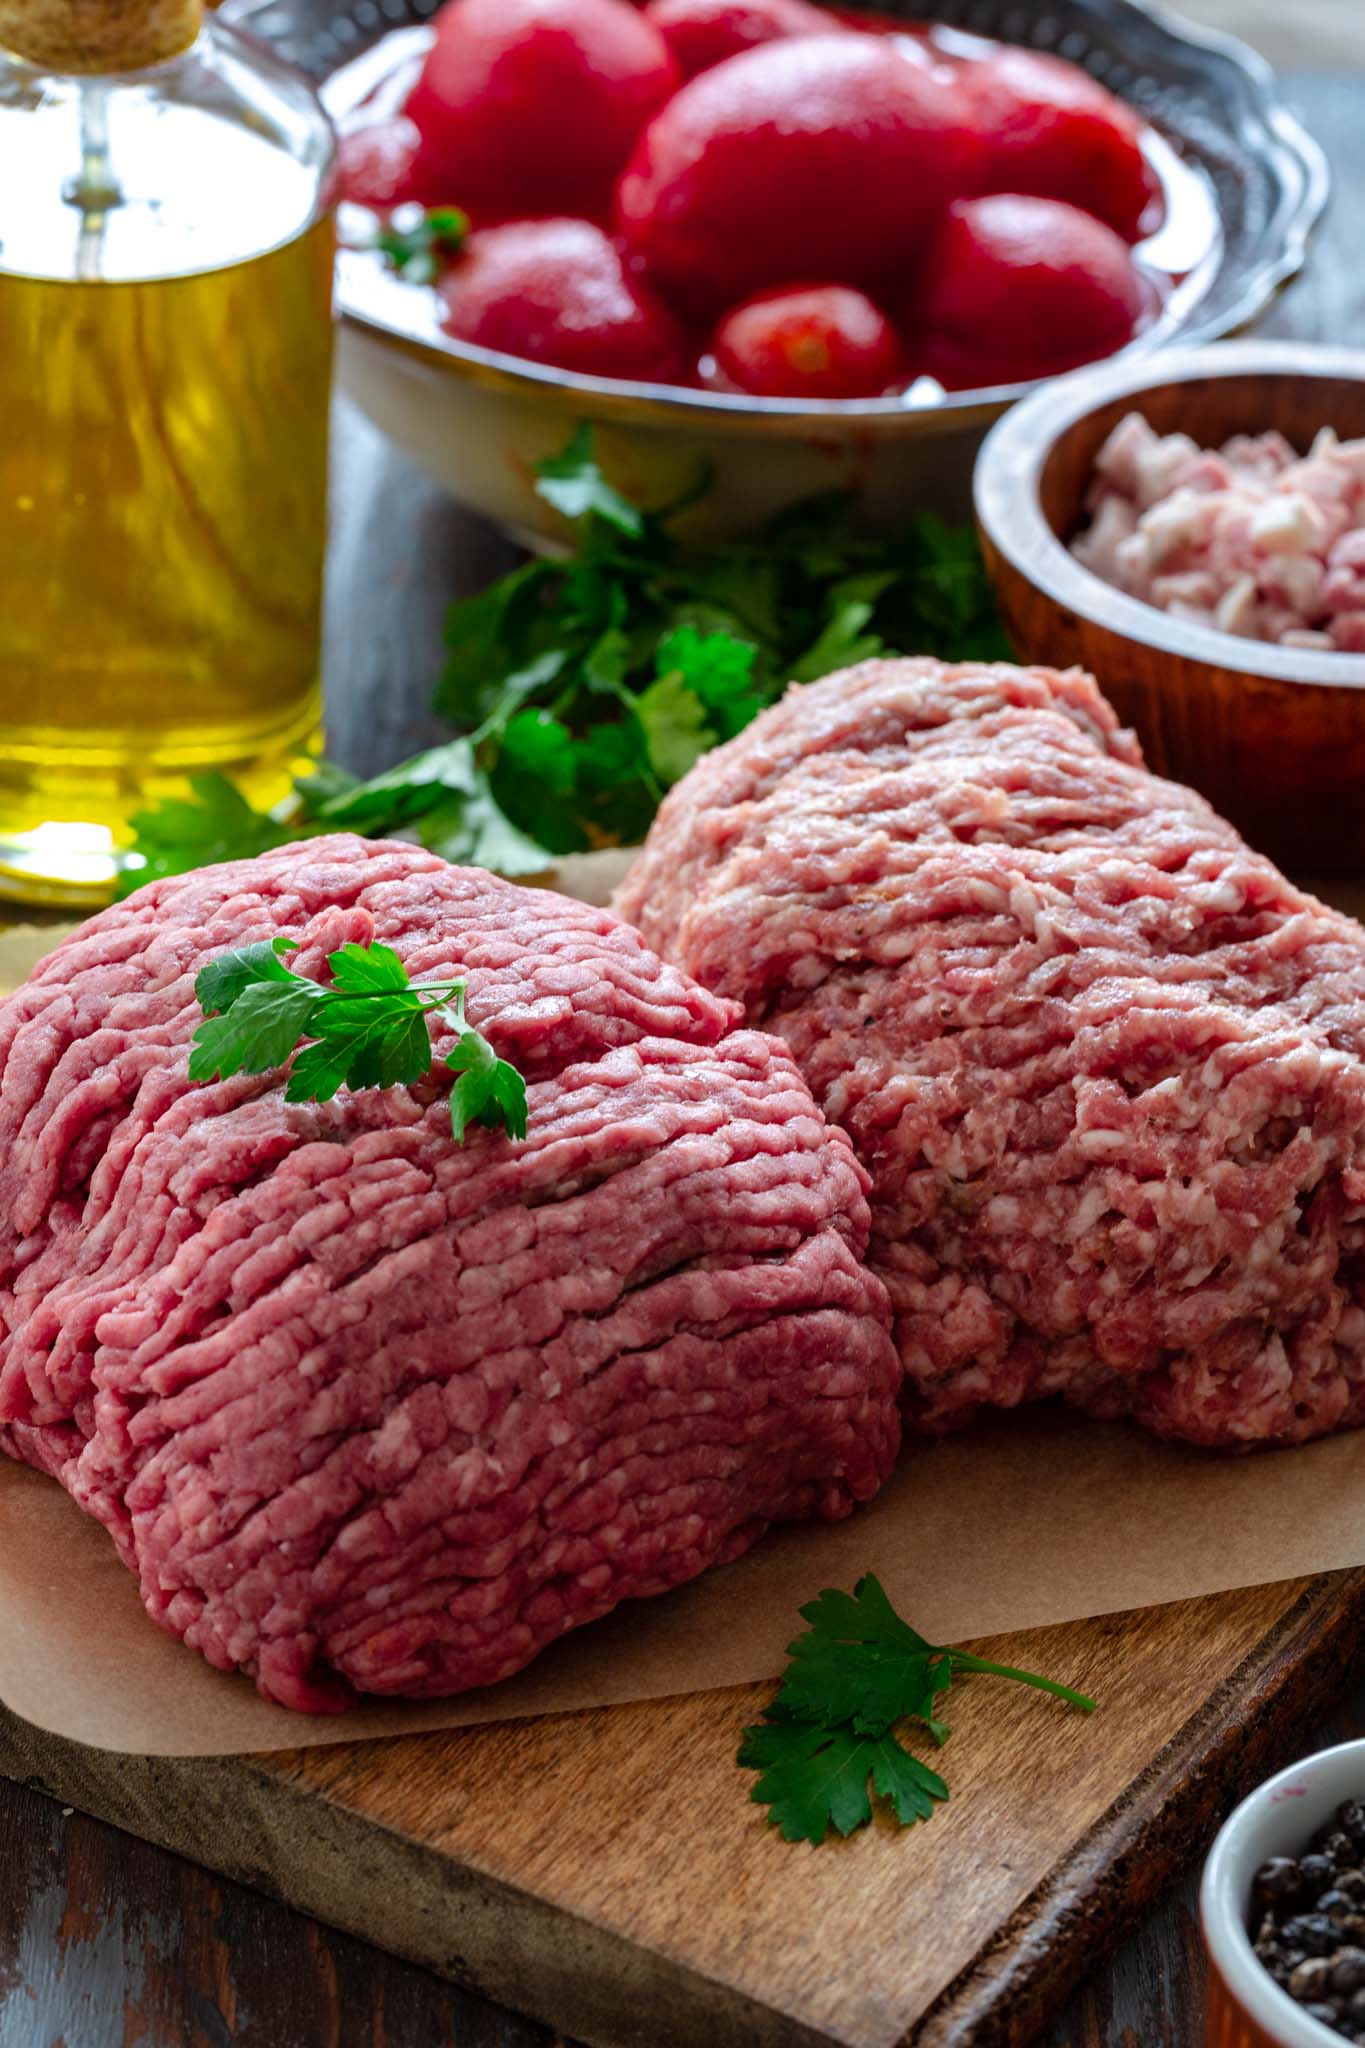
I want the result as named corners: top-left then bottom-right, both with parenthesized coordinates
top-left (1203, 1743), bottom-right (1365, 2046)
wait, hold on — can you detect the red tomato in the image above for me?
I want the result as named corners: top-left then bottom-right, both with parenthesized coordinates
top-left (959, 48), bottom-right (1164, 243)
top-left (438, 218), bottom-right (687, 382)
top-left (643, 0), bottom-right (848, 79)
top-left (706, 284), bottom-right (902, 397)
top-left (908, 193), bottom-right (1157, 390)
top-left (407, 0), bottom-right (680, 223)
top-left (615, 34), bottom-right (984, 312)
top-left (338, 118), bottom-right (445, 212)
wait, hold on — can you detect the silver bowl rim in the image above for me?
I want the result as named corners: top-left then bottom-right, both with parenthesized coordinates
top-left (288, 0), bottom-right (1335, 432)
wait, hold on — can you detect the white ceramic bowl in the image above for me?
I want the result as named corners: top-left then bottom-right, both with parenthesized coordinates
top-left (1202, 1738), bottom-right (1365, 2047)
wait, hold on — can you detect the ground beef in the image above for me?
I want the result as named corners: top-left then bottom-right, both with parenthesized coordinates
top-left (0, 835), bottom-right (898, 1712)
top-left (616, 657), bottom-right (1365, 1449)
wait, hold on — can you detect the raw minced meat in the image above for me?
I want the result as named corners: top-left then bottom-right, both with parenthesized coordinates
top-left (616, 657), bottom-right (1365, 1449)
top-left (1071, 413), bottom-right (1365, 652)
top-left (0, 836), bottom-right (899, 1711)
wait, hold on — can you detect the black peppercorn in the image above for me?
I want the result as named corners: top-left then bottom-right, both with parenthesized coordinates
top-left (1284, 1914), bottom-right (1340, 1954)
top-left (1339, 1802), bottom-right (1365, 1843)
top-left (1244, 1804), bottom-right (1365, 2036)
top-left (1333, 1948), bottom-right (1365, 1995)
top-left (1256, 1854), bottom-right (1306, 1902)
top-left (1289, 1956), bottom-right (1335, 1999)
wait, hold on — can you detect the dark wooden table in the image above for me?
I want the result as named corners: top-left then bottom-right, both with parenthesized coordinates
top-left (2, 67), bottom-right (1362, 2048)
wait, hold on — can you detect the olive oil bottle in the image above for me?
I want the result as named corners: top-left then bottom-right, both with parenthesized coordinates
top-left (0, 0), bottom-right (336, 904)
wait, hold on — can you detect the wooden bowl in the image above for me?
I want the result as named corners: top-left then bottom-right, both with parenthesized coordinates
top-left (974, 341), bottom-right (1365, 872)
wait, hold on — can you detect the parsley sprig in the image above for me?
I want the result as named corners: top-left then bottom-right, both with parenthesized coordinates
top-left (188, 936), bottom-right (528, 1144)
top-left (740, 1575), bottom-right (1096, 1846)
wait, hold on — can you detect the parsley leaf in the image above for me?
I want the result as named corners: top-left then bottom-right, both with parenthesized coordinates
top-left (535, 423), bottom-right (645, 536)
top-left (117, 774), bottom-right (288, 897)
top-left (738, 1717), bottom-right (949, 1844)
top-left (774, 1578), bottom-right (955, 1740)
top-left (324, 939), bottom-right (412, 997)
top-left (194, 935), bottom-right (300, 1019)
top-left (447, 1014), bottom-right (529, 1144)
top-left (188, 979), bottom-right (322, 1083)
top-left (377, 206), bottom-right (469, 286)
top-left (188, 937), bottom-right (528, 1145)
top-left (739, 1574), bottom-right (1096, 1846)
top-left (636, 666), bottom-right (711, 786)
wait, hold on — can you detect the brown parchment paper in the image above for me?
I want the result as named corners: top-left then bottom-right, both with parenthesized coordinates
top-left (0, 868), bottom-right (1363, 1757)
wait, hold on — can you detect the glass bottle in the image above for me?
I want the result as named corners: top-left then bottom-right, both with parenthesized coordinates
top-left (0, 0), bottom-right (337, 906)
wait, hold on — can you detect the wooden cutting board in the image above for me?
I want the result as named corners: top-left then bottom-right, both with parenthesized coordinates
top-left (1, 1572), bottom-right (1362, 2048)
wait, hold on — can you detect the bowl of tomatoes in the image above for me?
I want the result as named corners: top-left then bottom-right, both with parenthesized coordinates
top-left (229, 0), bottom-right (1327, 546)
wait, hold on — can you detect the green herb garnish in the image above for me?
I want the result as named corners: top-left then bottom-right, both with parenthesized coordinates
top-left (739, 1574), bottom-right (1096, 1846)
top-left (376, 206), bottom-right (469, 286)
top-left (189, 935), bottom-right (528, 1145)
top-left (123, 773), bottom-right (290, 891)
top-left (117, 427), bottom-right (1006, 896)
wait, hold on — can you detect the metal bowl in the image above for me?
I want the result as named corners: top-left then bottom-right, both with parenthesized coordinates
top-left (225, 0), bottom-right (1329, 544)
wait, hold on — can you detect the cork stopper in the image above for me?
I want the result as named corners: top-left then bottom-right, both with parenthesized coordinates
top-left (0, 0), bottom-right (204, 71)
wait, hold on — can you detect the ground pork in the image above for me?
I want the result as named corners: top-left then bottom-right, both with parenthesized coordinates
top-left (1071, 413), bottom-right (1365, 652)
top-left (0, 835), bottom-right (898, 1711)
top-left (616, 657), bottom-right (1365, 1449)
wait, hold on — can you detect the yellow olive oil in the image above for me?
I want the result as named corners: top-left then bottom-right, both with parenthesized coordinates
top-left (0, 9), bottom-right (336, 904)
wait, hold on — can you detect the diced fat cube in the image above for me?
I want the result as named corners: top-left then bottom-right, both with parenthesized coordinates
top-left (1135, 431), bottom-right (1203, 510)
top-left (1093, 411), bottom-right (1158, 497)
top-left (1215, 574), bottom-right (1260, 637)
top-left (1258, 551), bottom-right (1324, 615)
top-left (1249, 492), bottom-right (1326, 555)
top-left (1331, 611), bottom-right (1365, 652)
top-left (1071, 493), bottom-right (1139, 585)
top-left (1152, 571), bottom-right (1219, 610)
top-left (1222, 431), bottom-right (1297, 480)
top-left (1138, 485), bottom-right (1219, 566)
top-left (1330, 530), bottom-right (1365, 572)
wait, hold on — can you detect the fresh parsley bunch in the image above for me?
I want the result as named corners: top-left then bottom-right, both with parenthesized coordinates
top-left (444, 426), bottom-right (1010, 857)
top-left (189, 936), bottom-right (528, 1144)
top-left (740, 1575), bottom-right (1096, 1846)
top-left (116, 427), bottom-right (1007, 897)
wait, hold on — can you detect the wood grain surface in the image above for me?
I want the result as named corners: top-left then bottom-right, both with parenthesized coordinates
top-left (0, 62), bottom-right (1361, 2048)
top-left (2, 1574), bottom-right (1364, 2048)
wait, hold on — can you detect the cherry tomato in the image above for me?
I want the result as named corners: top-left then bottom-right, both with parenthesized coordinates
top-left (407, 0), bottom-right (679, 223)
top-left (338, 118), bottom-right (446, 212)
top-left (706, 284), bottom-right (902, 398)
top-left (643, 0), bottom-right (847, 80)
top-left (616, 34), bottom-right (984, 312)
top-left (909, 193), bottom-right (1158, 390)
top-left (438, 217), bottom-right (687, 382)
top-left (959, 48), bottom-right (1164, 243)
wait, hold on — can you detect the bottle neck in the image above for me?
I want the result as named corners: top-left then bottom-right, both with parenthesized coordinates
top-left (0, 0), bottom-right (204, 73)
